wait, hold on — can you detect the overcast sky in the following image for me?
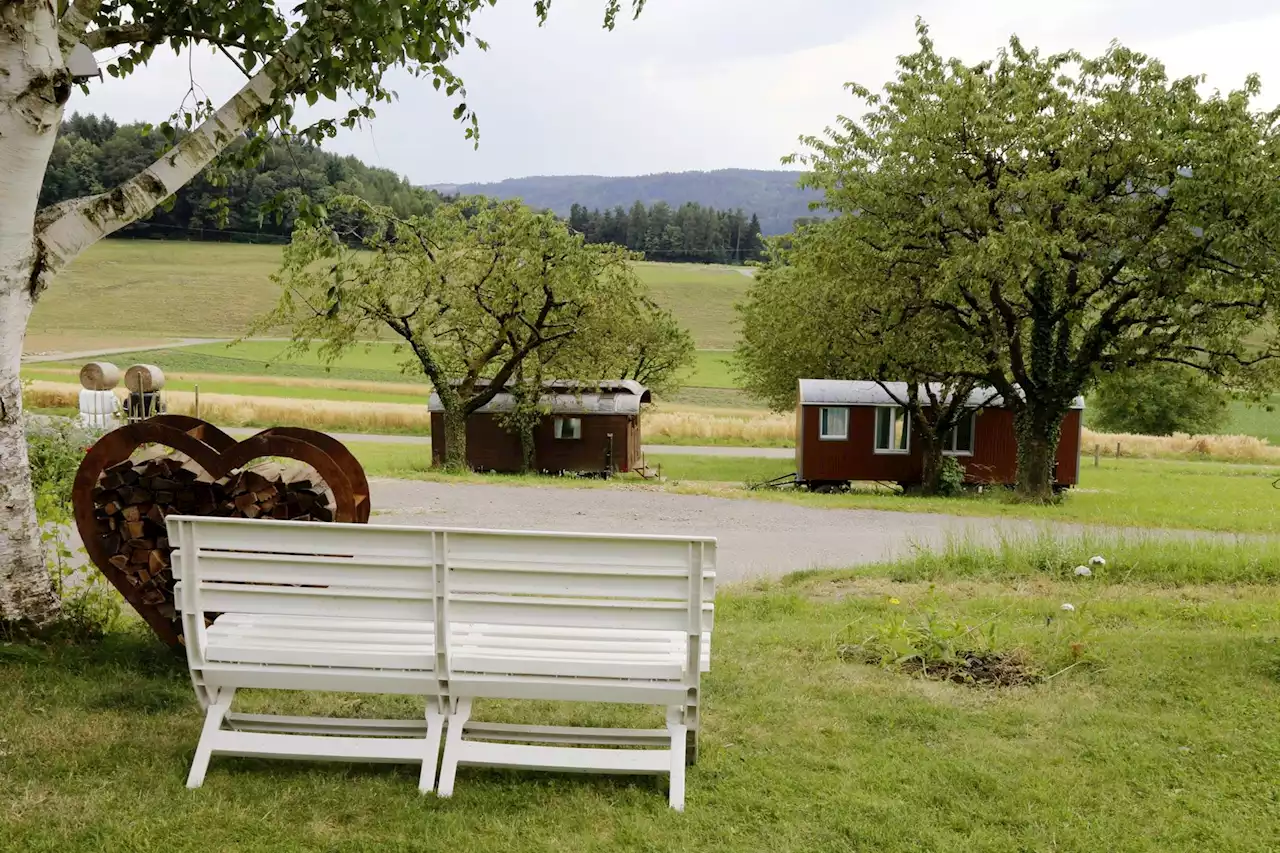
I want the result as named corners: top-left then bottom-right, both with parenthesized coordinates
top-left (72, 0), bottom-right (1280, 185)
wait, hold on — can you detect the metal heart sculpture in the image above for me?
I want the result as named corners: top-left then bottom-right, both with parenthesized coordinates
top-left (72, 415), bottom-right (371, 646)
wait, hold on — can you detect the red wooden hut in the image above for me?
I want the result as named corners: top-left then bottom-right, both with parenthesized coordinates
top-left (428, 380), bottom-right (650, 475)
top-left (795, 380), bottom-right (1084, 490)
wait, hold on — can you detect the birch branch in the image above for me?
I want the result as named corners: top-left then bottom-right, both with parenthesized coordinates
top-left (34, 48), bottom-right (302, 289)
top-left (58, 0), bottom-right (103, 57)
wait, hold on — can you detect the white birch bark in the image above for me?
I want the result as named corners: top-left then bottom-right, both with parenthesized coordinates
top-left (0, 0), bottom-right (300, 623)
top-left (36, 50), bottom-right (298, 282)
top-left (0, 1), bottom-right (66, 625)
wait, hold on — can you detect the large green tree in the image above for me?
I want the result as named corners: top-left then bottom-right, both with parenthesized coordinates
top-left (0, 0), bottom-right (641, 626)
top-left (260, 197), bottom-right (645, 470)
top-left (794, 23), bottom-right (1280, 500)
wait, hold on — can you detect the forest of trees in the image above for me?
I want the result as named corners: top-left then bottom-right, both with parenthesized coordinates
top-left (568, 201), bottom-right (765, 264)
top-left (40, 114), bottom-right (443, 242)
top-left (444, 169), bottom-right (821, 235)
top-left (40, 114), bottom-right (768, 263)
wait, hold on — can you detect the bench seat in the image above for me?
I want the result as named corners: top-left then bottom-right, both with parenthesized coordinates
top-left (208, 614), bottom-right (435, 670)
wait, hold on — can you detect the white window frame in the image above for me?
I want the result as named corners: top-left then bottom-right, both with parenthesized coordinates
top-left (942, 411), bottom-right (977, 457)
top-left (818, 407), bottom-right (848, 441)
top-left (554, 417), bottom-right (582, 440)
top-left (873, 405), bottom-right (910, 454)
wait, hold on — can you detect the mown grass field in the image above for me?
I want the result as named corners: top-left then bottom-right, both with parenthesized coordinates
top-left (3, 538), bottom-right (1277, 852)
top-left (26, 340), bottom-right (742, 400)
top-left (27, 241), bottom-right (751, 351)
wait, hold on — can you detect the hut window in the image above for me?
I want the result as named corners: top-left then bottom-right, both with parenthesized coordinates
top-left (554, 417), bottom-right (582, 440)
top-left (943, 412), bottom-right (976, 456)
top-left (874, 406), bottom-right (909, 453)
top-left (819, 407), bottom-right (848, 440)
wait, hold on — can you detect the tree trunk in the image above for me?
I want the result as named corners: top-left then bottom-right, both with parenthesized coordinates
top-left (1014, 407), bottom-right (1062, 502)
top-left (917, 432), bottom-right (944, 497)
top-left (0, 1), bottom-right (66, 626)
top-left (0, 276), bottom-right (59, 627)
top-left (518, 423), bottom-right (536, 474)
top-left (441, 407), bottom-right (469, 472)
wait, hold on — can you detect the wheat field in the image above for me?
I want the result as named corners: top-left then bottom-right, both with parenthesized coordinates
top-left (26, 379), bottom-right (1280, 464)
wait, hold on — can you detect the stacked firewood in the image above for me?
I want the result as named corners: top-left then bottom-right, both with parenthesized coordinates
top-left (90, 449), bottom-right (334, 620)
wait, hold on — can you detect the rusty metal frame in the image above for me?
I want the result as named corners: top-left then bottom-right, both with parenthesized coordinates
top-left (72, 417), bottom-right (371, 647)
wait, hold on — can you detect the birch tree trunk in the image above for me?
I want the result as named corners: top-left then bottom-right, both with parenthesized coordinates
top-left (0, 2), bottom-right (300, 623)
top-left (0, 1), bottom-right (65, 625)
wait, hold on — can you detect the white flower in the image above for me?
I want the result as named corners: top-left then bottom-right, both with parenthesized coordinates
top-left (1060, 603), bottom-right (1076, 612)
top-left (1074, 565), bottom-right (1092, 577)
top-left (1089, 555), bottom-right (1106, 567)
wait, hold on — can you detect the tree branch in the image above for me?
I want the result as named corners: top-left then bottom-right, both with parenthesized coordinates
top-left (34, 44), bottom-right (303, 288)
top-left (82, 24), bottom-right (252, 52)
top-left (59, 0), bottom-right (102, 57)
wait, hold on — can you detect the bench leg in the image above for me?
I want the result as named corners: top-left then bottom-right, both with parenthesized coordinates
top-left (187, 689), bottom-right (235, 789)
top-left (419, 697), bottom-right (445, 794)
top-left (666, 706), bottom-right (687, 812)
top-left (436, 697), bottom-right (472, 798)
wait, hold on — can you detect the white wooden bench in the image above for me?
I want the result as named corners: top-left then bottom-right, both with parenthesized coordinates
top-left (170, 516), bottom-right (448, 792)
top-left (169, 516), bottom-right (715, 809)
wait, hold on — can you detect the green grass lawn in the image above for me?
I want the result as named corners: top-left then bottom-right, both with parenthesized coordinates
top-left (350, 445), bottom-right (1280, 535)
top-left (729, 456), bottom-right (1280, 535)
top-left (28, 242), bottom-right (749, 351)
top-left (3, 545), bottom-right (1277, 851)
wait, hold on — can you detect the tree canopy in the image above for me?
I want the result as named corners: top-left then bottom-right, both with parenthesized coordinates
top-left (792, 22), bottom-right (1280, 499)
top-left (0, 0), bottom-right (642, 626)
top-left (41, 113), bottom-right (443, 241)
top-left (259, 196), bottom-right (657, 469)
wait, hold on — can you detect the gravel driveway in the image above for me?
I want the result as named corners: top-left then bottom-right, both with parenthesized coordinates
top-left (369, 479), bottom-right (1134, 583)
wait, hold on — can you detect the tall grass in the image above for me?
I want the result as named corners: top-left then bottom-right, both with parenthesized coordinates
top-left (645, 408), bottom-right (793, 446)
top-left (24, 381), bottom-right (434, 435)
top-left (1081, 427), bottom-right (1280, 464)
top-left (29, 365), bottom-right (434, 397)
top-left (25, 376), bottom-right (1280, 462)
top-left (791, 530), bottom-right (1280, 586)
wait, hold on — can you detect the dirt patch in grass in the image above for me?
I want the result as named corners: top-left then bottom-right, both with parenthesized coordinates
top-left (839, 644), bottom-right (1043, 687)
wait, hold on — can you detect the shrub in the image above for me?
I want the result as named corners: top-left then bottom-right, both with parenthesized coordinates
top-left (24, 416), bottom-right (123, 640)
top-left (1090, 366), bottom-right (1229, 436)
top-left (937, 456), bottom-right (966, 497)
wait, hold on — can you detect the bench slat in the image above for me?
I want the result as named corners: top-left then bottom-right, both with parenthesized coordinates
top-left (451, 740), bottom-right (670, 774)
top-left (176, 552), bottom-right (434, 590)
top-left (199, 663), bottom-right (439, 695)
top-left (449, 568), bottom-right (712, 601)
top-left (449, 595), bottom-right (713, 633)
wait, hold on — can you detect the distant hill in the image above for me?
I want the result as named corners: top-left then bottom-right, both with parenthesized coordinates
top-left (429, 169), bottom-right (823, 235)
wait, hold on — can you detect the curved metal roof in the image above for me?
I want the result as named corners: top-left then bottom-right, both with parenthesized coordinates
top-left (797, 379), bottom-right (1084, 409)
top-left (428, 391), bottom-right (644, 415)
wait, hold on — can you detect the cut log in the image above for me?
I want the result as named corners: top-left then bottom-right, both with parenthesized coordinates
top-left (89, 453), bottom-right (338, 640)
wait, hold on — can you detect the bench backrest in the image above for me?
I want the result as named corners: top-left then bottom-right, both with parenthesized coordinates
top-left (169, 516), bottom-right (443, 658)
top-left (444, 529), bottom-right (715, 635)
top-left (169, 516), bottom-right (716, 681)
